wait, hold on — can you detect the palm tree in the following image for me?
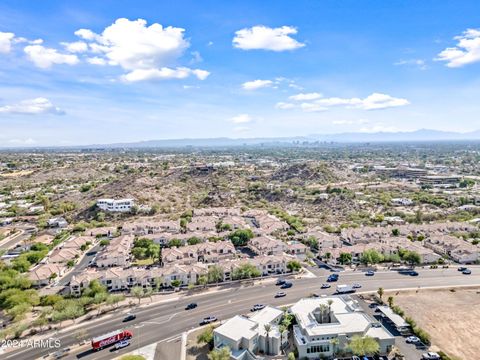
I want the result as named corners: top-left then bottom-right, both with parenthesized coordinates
top-left (387, 296), bottom-right (394, 308)
top-left (279, 324), bottom-right (287, 351)
top-left (264, 324), bottom-right (272, 355)
top-left (377, 287), bottom-right (384, 303)
top-left (327, 299), bottom-right (333, 322)
top-left (330, 338), bottom-right (340, 357)
top-left (318, 304), bottom-right (329, 323)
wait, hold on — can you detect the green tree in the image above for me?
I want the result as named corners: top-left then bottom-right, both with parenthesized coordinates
top-left (287, 260), bottom-right (301, 272)
top-left (130, 286), bottom-right (144, 305)
top-left (339, 252), bottom-right (352, 265)
top-left (387, 296), bottom-right (394, 308)
top-left (208, 347), bottom-right (230, 360)
top-left (228, 229), bottom-right (254, 247)
top-left (348, 335), bottom-right (380, 356)
top-left (287, 352), bottom-right (296, 360)
top-left (330, 338), bottom-right (340, 357)
top-left (231, 263), bottom-right (261, 280)
top-left (377, 287), bottom-right (384, 302)
top-left (197, 325), bottom-right (214, 347)
top-left (360, 249), bottom-right (384, 266)
top-left (207, 265), bottom-right (224, 284)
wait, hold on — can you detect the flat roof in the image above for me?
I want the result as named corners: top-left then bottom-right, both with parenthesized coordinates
top-left (214, 315), bottom-right (258, 342)
top-left (377, 306), bottom-right (410, 328)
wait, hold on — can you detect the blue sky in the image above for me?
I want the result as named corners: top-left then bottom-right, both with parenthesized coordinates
top-left (0, 0), bottom-right (480, 146)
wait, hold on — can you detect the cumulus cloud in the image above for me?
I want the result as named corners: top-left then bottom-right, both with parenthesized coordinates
top-left (122, 67), bottom-right (209, 82)
top-left (242, 79), bottom-right (273, 90)
top-left (61, 41), bottom-right (88, 53)
top-left (24, 45), bottom-right (79, 68)
top-left (233, 25), bottom-right (305, 51)
top-left (0, 32), bottom-right (15, 53)
top-left (289, 92), bottom-right (323, 101)
top-left (277, 92), bottom-right (409, 112)
top-left (435, 28), bottom-right (480, 67)
top-left (0, 97), bottom-right (64, 115)
top-left (73, 18), bottom-right (209, 82)
top-left (230, 114), bottom-right (253, 124)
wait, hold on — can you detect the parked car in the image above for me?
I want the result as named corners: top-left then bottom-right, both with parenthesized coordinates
top-left (185, 303), bottom-right (198, 310)
top-left (365, 270), bottom-right (375, 276)
top-left (199, 316), bottom-right (217, 325)
top-left (275, 292), bottom-right (287, 298)
top-left (275, 278), bottom-right (286, 286)
top-left (462, 269), bottom-right (472, 275)
top-left (369, 303), bottom-right (379, 309)
top-left (352, 283), bottom-right (362, 289)
top-left (114, 340), bottom-right (130, 350)
top-left (280, 282), bottom-right (293, 289)
top-left (422, 352), bottom-right (440, 360)
top-left (351, 356), bottom-right (361, 360)
top-left (122, 313), bottom-right (136, 322)
top-left (321, 283), bottom-right (331, 289)
top-left (251, 304), bottom-right (265, 312)
top-left (406, 336), bottom-right (420, 343)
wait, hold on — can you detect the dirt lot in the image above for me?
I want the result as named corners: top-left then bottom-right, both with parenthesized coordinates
top-left (392, 287), bottom-right (480, 360)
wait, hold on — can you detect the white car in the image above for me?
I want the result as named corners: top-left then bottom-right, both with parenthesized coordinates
top-left (422, 352), bottom-right (440, 360)
top-left (115, 340), bottom-right (130, 350)
top-left (406, 335), bottom-right (420, 343)
top-left (352, 283), bottom-right (362, 289)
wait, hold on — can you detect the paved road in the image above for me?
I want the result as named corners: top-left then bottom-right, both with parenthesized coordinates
top-left (0, 229), bottom-right (30, 250)
top-left (5, 267), bottom-right (480, 360)
top-left (57, 244), bottom-right (101, 287)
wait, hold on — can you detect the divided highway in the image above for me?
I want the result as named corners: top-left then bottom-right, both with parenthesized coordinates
top-left (5, 267), bottom-right (480, 360)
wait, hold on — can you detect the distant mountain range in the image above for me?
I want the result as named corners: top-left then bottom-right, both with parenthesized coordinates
top-left (92, 129), bottom-right (480, 148)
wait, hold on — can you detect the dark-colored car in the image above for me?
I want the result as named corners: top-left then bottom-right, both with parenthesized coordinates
top-left (458, 267), bottom-right (467, 272)
top-left (462, 269), bottom-right (472, 275)
top-left (185, 303), bottom-right (198, 310)
top-left (275, 292), bottom-right (287, 298)
top-left (200, 316), bottom-right (217, 325)
top-left (275, 279), bottom-right (286, 286)
top-left (123, 313), bottom-right (136, 322)
top-left (280, 282), bottom-right (293, 289)
top-left (327, 274), bottom-right (339, 282)
top-left (409, 270), bottom-right (419, 276)
top-left (365, 270), bottom-right (375, 276)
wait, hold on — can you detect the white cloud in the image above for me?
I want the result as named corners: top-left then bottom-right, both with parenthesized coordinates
top-left (300, 103), bottom-right (327, 112)
top-left (394, 58), bottom-right (427, 70)
top-left (121, 67), bottom-right (209, 82)
top-left (0, 97), bottom-right (64, 115)
top-left (61, 41), bottom-right (88, 53)
top-left (0, 32), bottom-right (15, 53)
top-left (435, 28), bottom-right (480, 67)
top-left (278, 92), bottom-right (409, 112)
top-left (230, 114), bottom-right (253, 124)
top-left (289, 92), bottom-right (323, 101)
top-left (74, 18), bottom-right (209, 82)
top-left (233, 25), bottom-right (305, 51)
top-left (357, 93), bottom-right (409, 110)
top-left (242, 79), bottom-right (273, 90)
top-left (275, 102), bottom-right (295, 109)
top-left (24, 45), bottom-right (79, 68)
top-left (86, 56), bottom-right (107, 65)
top-left (359, 124), bottom-right (400, 133)
top-left (74, 28), bottom-right (100, 41)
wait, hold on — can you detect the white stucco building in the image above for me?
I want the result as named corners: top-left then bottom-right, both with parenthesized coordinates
top-left (291, 297), bottom-right (395, 359)
top-left (97, 198), bottom-right (134, 212)
top-left (213, 306), bottom-right (288, 359)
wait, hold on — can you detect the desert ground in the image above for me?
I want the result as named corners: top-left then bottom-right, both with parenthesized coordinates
top-left (392, 287), bottom-right (480, 360)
